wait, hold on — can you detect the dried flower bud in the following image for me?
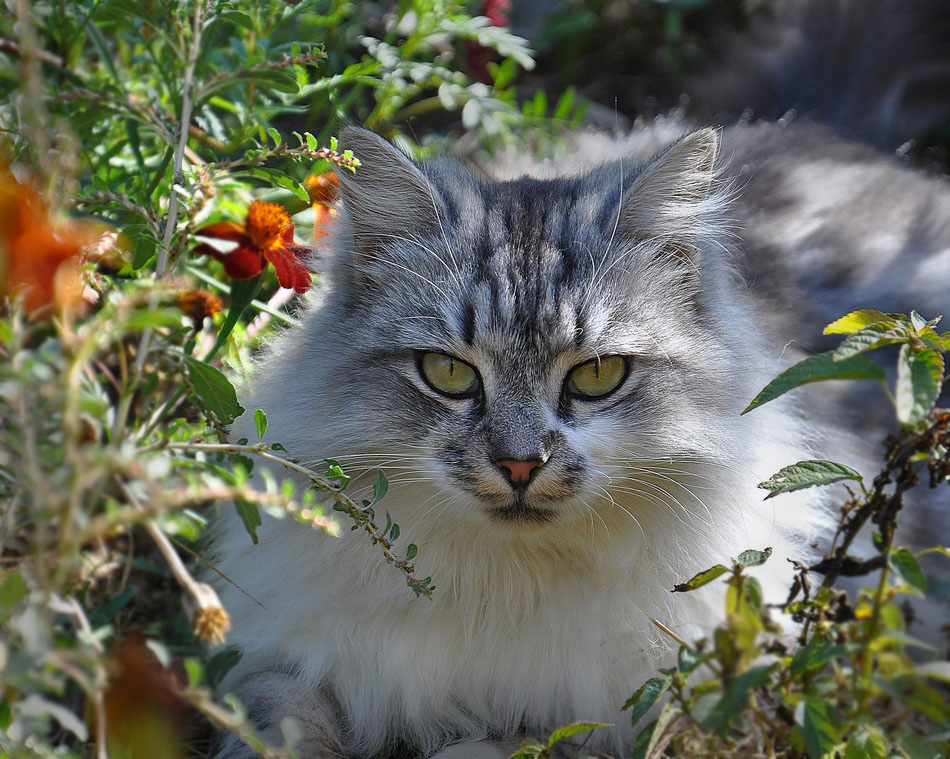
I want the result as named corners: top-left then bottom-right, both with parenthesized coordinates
top-left (184, 582), bottom-right (231, 645)
top-left (177, 289), bottom-right (222, 329)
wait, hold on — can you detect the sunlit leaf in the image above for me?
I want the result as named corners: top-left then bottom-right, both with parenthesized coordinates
top-left (889, 547), bottom-right (928, 591)
top-left (896, 346), bottom-right (944, 426)
top-left (823, 309), bottom-right (894, 335)
top-left (672, 564), bottom-right (730, 592)
top-left (184, 356), bottom-right (244, 425)
top-left (547, 721), bottom-right (611, 747)
top-left (758, 460), bottom-right (862, 499)
top-left (795, 698), bottom-right (841, 759)
top-left (621, 676), bottom-right (671, 727)
top-left (742, 352), bottom-right (886, 414)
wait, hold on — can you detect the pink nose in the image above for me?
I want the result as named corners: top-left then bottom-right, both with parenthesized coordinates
top-left (495, 459), bottom-right (545, 486)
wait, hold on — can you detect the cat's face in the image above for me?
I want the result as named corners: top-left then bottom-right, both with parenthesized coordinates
top-left (327, 128), bottom-right (731, 530)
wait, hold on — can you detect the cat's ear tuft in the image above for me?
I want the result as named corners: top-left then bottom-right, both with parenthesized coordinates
top-left (334, 127), bottom-right (445, 251)
top-left (619, 128), bottom-right (721, 264)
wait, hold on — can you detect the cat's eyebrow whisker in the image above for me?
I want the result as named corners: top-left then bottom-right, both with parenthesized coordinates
top-left (373, 232), bottom-right (465, 293)
top-left (358, 250), bottom-right (451, 300)
top-left (421, 172), bottom-right (466, 292)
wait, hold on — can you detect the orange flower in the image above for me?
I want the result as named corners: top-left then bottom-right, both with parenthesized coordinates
top-left (304, 171), bottom-right (339, 240)
top-left (193, 200), bottom-right (313, 293)
top-left (0, 164), bottom-right (102, 317)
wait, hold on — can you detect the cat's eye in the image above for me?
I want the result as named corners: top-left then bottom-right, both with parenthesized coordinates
top-left (566, 355), bottom-right (628, 399)
top-left (419, 352), bottom-right (479, 397)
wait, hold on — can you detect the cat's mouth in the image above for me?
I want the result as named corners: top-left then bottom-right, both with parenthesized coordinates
top-left (485, 492), bottom-right (556, 524)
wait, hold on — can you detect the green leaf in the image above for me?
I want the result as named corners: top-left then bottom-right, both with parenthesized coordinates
top-left (699, 665), bottom-right (776, 734)
top-left (832, 322), bottom-right (907, 360)
top-left (254, 409), bottom-right (268, 440)
top-left (736, 547), bottom-right (772, 567)
top-left (208, 273), bottom-right (266, 360)
top-left (184, 356), bottom-right (244, 425)
top-left (672, 564), bottom-right (730, 592)
top-left (896, 346), bottom-right (944, 426)
top-left (889, 547), bottom-right (928, 591)
top-left (205, 648), bottom-right (243, 689)
top-left (844, 728), bottom-right (888, 759)
top-left (795, 698), bottom-right (841, 759)
top-left (678, 645), bottom-right (702, 673)
top-left (631, 703), bottom-right (680, 759)
top-left (790, 642), bottom-right (862, 677)
top-left (405, 543), bottom-right (418, 561)
top-left (508, 738), bottom-right (545, 759)
top-left (235, 499), bottom-right (261, 544)
top-left (915, 661), bottom-right (950, 682)
top-left (758, 460), bottom-right (863, 500)
top-left (823, 310), bottom-right (894, 335)
top-left (742, 352), bottom-right (886, 414)
top-left (373, 470), bottom-right (389, 503)
top-left (547, 721), bottom-right (611, 747)
top-left (88, 587), bottom-right (137, 627)
top-left (621, 676), bottom-right (671, 727)
top-left (0, 570), bottom-right (29, 623)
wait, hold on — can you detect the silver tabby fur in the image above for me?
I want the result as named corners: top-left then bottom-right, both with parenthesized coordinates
top-left (210, 121), bottom-right (949, 759)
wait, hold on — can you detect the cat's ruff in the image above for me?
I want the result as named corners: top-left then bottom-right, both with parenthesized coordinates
top-left (209, 122), bottom-right (947, 758)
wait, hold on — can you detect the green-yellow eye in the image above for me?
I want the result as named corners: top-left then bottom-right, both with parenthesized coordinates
top-left (420, 352), bottom-right (479, 397)
top-left (567, 355), bottom-right (628, 399)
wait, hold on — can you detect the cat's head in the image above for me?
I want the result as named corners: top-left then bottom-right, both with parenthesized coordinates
top-left (319, 127), bottom-right (745, 532)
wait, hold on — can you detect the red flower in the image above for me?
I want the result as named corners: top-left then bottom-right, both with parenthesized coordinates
top-left (194, 200), bottom-right (312, 293)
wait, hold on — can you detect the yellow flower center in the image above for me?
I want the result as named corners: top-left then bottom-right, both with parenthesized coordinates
top-left (245, 199), bottom-right (291, 250)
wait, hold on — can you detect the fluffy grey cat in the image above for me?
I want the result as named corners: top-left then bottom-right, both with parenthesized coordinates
top-left (210, 121), bottom-right (949, 759)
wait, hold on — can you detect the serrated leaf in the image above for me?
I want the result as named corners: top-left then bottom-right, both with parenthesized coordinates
top-left (254, 409), bottom-right (267, 440)
top-left (844, 728), bottom-right (888, 759)
top-left (832, 322), bottom-right (907, 360)
top-left (758, 460), bottom-right (862, 499)
top-left (235, 499), bottom-right (261, 544)
top-left (184, 356), bottom-right (243, 424)
top-left (823, 310), bottom-right (894, 335)
top-left (548, 721), bottom-right (611, 747)
top-left (742, 352), bottom-right (886, 414)
top-left (896, 346), bottom-right (944, 426)
top-left (795, 698), bottom-right (841, 759)
top-left (672, 564), bottom-right (729, 592)
top-left (621, 676), bottom-right (671, 727)
top-left (889, 547), bottom-right (928, 592)
top-left (736, 547), bottom-right (772, 567)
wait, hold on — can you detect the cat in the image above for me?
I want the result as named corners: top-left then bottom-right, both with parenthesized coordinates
top-left (209, 121), bottom-right (949, 759)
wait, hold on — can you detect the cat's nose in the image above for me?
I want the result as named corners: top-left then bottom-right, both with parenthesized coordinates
top-left (495, 459), bottom-right (545, 488)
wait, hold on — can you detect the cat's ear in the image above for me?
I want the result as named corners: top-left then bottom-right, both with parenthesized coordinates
top-left (619, 128), bottom-right (720, 263)
top-left (334, 127), bottom-right (444, 253)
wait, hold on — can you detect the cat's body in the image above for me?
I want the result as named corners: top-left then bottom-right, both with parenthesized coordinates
top-left (211, 120), bottom-right (949, 759)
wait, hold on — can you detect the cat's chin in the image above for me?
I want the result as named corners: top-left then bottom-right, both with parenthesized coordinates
top-left (483, 492), bottom-right (557, 526)
top-left (485, 503), bottom-right (557, 526)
